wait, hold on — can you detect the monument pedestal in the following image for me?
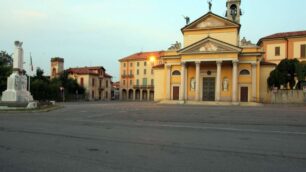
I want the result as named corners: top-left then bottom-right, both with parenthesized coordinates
top-left (0, 41), bottom-right (35, 109)
top-left (1, 72), bottom-right (33, 103)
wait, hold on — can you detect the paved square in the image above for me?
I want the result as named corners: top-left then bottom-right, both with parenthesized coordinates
top-left (1, 102), bottom-right (306, 172)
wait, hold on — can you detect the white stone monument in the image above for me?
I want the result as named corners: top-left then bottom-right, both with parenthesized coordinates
top-left (1, 41), bottom-right (34, 103)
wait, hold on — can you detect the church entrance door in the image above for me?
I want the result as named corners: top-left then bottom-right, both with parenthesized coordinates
top-left (240, 87), bottom-right (248, 102)
top-left (203, 78), bottom-right (215, 101)
top-left (173, 86), bottom-right (180, 100)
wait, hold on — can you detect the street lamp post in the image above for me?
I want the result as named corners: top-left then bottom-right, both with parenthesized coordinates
top-left (60, 86), bottom-right (65, 102)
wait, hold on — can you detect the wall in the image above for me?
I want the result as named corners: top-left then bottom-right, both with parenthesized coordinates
top-left (120, 58), bottom-right (162, 91)
top-left (184, 29), bottom-right (238, 47)
top-left (269, 90), bottom-right (306, 104)
top-left (69, 74), bottom-right (112, 101)
top-left (266, 42), bottom-right (286, 62)
top-left (154, 68), bottom-right (165, 101)
top-left (293, 40), bottom-right (306, 58)
top-left (134, 60), bottom-right (155, 87)
top-left (259, 65), bottom-right (275, 103)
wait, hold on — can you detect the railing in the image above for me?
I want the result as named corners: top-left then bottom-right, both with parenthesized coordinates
top-left (121, 74), bottom-right (134, 78)
top-left (133, 85), bottom-right (154, 90)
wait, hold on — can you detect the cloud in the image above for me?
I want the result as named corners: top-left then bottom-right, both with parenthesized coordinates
top-left (14, 10), bottom-right (47, 21)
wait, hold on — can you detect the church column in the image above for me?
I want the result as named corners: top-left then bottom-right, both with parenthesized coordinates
top-left (195, 61), bottom-right (201, 101)
top-left (232, 60), bottom-right (239, 102)
top-left (252, 62), bottom-right (257, 102)
top-left (140, 89), bottom-right (143, 101)
top-left (133, 89), bottom-right (136, 101)
top-left (180, 62), bottom-right (186, 101)
top-left (119, 89), bottom-right (123, 101)
top-left (166, 65), bottom-right (171, 100)
top-left (216, 61), bottom-right (222, 101)
top-left (147, 89), bottom-right (150, 101)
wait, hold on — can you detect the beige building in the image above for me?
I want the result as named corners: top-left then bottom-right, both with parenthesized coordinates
top-left (67, 67), bottom-right (112, 101)
top-left (51, 58), bottom-right (112, 101)
top-left (258, 31), bottom-right (306, 64)
top-left (118, 51), bottom-right (164, 101)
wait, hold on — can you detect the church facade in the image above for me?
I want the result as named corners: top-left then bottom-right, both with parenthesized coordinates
top-left (153, 0), bottom-right (275, 103)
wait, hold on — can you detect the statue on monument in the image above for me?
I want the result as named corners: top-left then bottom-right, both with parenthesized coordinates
top-left (1, 41), bottom-right (34, 103)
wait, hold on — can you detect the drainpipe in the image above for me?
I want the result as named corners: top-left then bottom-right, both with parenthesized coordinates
top-left (285, 38), bottom-right (289, 59)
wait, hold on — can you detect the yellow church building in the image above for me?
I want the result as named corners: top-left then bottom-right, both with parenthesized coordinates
top-left (153, 0), bottom-right (275, 103)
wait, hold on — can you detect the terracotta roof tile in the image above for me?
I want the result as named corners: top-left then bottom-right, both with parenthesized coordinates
top-left (152, 63), bottom-right (165, 69)
top-left (119, 51), bottom-right (165, 62)
top-left (68, 66), bottom-right (105, 75)
top-left (260, 30), bottom-right (306, 40)
top-left (105, 73), bottom-right (112, 78)
top-left (260, 61), bottom-right (277, 66)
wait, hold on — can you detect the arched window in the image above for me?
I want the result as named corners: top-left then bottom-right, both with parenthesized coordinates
top-left (172, 70), bottom-right (181, 76)
top-left (240, 69), bottom-right (250, 75)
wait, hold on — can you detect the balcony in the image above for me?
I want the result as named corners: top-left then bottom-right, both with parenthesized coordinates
top-left (133, 85), bottom-right (154, 90)
top-left (121, 74), bottom-right (134, 78)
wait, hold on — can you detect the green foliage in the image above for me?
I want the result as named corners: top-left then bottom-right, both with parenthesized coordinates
top-left (267, 59), bottom-right (306, 89)
top-left (0, 51), bottom-right (13, 94)
top-left (30, 68), bottom-right (85, 101)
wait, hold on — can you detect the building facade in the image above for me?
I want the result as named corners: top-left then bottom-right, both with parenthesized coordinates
top-left (153, 0), bottom-right (274, 103)
top-left (119, 51), bottom-right (164, 101)
top-left (258, 31), bottom-right (306, 64)
top-left (67, 67), bottom-right (112, 101)
top-left (50, 58), bottom-right (112, 101)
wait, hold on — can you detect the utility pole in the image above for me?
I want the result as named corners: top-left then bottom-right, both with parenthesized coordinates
top-left (28, 53), bottom-right (33, 91)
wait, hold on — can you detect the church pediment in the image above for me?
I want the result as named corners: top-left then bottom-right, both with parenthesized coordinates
top-left (178, 37), bottom-right (242, 54)
top-left (182, 12), bottom-right (240, 31)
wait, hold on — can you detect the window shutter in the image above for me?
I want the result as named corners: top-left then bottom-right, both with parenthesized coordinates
top-left (275, 47), bottom-right (280, 56)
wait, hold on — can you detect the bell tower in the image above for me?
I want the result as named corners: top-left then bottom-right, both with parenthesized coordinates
top-left (226, 0), bottom-right (242, 24)
top-left (51, 57), bottom-right (64, 79)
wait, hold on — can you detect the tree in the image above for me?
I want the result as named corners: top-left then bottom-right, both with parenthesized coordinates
top-left (0, 51), bottom-right (13, 93)
top-left (268, 59), bottom-right (306, 89)
top-left (58, 71), bottom-right (85, 97)
top-left (30, 68), bottom-right (85, 101)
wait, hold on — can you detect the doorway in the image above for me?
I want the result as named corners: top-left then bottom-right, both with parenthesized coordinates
top-left (203, 78), bottom-right (215, 101)
top-left (173, 86), bottom-right (180, 100)
top-left (240, 87), bottom-right (248, 102)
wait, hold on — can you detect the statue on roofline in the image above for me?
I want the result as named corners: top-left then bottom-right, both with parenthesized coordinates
top-left (168, 41), bottom-right (182, 50)
top-left (208, 0), bottom-right (212, 11)
top-left (183, 16), bottom-right (190, 25)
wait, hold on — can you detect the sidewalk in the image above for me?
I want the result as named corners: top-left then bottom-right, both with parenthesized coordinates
top-left (158, 100), bottom-right (263, 107)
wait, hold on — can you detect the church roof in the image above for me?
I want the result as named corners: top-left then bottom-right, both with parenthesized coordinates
top-left (119, 51), bottom-right (165, 62)
top-left (258, 30), bottom-right (306, 44)
top-left (181, 12), bottom-right (240, 33)
top-left (67, 66), bottom-right (106, 76)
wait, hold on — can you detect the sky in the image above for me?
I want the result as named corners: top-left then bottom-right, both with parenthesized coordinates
top-left (1, 0), bottom-right (306, 81)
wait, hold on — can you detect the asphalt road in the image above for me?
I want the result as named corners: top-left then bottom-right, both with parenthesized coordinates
top-left (0, 102), bottom-right (306, 172)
